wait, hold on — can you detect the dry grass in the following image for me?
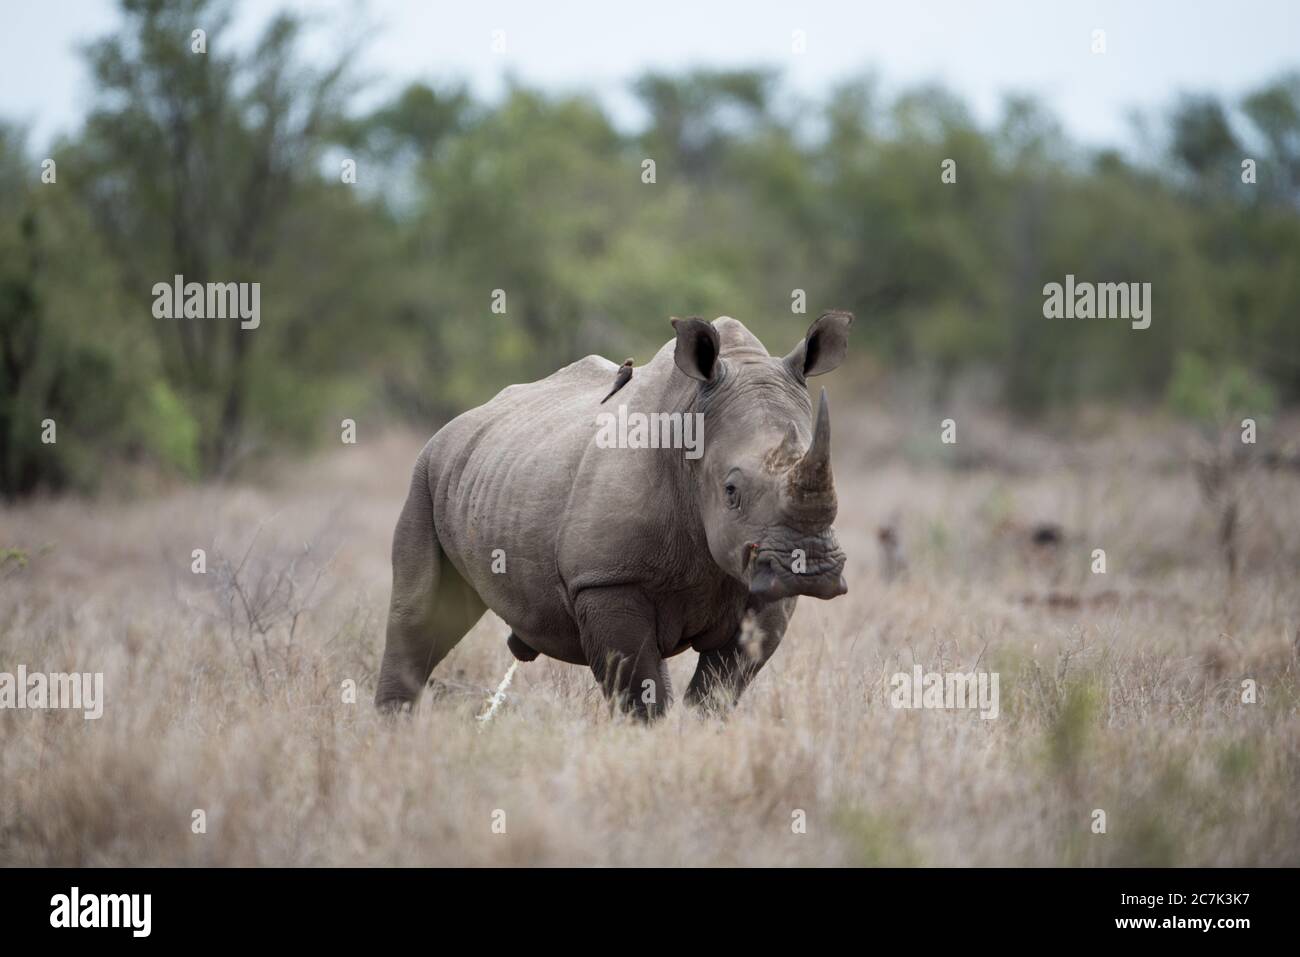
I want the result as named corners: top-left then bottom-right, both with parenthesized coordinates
top-left (2, 406), bottom-right (1299, 866)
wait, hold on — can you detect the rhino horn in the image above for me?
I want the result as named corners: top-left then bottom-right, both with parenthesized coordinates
top-left (789, 388), bottom-right (837, 522)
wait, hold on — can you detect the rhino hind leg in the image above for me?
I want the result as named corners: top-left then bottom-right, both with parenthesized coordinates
top-left (376, 457), bottom-right (486, 713)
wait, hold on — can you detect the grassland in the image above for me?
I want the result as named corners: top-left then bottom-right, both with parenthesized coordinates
top-left (2, 402), bottom-right (1298, 866)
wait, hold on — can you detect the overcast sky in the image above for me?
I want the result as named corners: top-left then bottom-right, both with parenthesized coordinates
top-left (3, 0), bottom-right (1298, 152)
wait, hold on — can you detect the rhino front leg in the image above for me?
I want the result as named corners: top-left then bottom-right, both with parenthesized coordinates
top-left (686, 598), bottom-right (797, 709)
top-left (575, 587), bottom-right (670, 721)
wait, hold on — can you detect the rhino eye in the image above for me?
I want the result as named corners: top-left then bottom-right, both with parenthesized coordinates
top-left (724, 482), bottom-right (740, 509)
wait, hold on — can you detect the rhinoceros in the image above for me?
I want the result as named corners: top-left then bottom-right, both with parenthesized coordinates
top-left (376, 312), bottom-right (852, 718)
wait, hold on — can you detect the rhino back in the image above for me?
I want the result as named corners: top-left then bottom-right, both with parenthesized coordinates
top-left (424, 355), bottom-right (623, 646)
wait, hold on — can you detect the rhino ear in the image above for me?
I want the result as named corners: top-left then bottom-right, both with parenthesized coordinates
top-left (785, 310), bottom-right (853, 380)
top-left (671, 317), bottom-right (721, 382)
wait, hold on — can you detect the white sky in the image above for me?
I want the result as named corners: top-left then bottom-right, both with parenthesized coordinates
top-left (2, 0), bottom-right (1298, 152)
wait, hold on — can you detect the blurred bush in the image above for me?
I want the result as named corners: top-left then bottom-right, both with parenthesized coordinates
top-left (2, 0), bottom-right (1299, 496)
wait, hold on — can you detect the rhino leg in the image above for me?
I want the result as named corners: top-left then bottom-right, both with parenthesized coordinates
top-left (376, 457), bottom-right (486, 713)
top-left (576, 587), bottom-right (670, 721)
top-left (685, 597), bottom-right (797, 709)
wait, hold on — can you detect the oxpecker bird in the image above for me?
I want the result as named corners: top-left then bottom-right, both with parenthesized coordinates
top-left (600, 358), bottom-right (634, 404)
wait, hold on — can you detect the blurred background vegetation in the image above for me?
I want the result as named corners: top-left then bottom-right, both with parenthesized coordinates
top-left (2, 0), bottom-right (1299, 497)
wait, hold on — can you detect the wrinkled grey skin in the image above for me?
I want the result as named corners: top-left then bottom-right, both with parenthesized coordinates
top-left (375, 312), bottom-right (852, 719)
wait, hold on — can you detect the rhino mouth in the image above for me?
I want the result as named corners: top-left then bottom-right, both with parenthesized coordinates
top-left (745, 534), bottom-right (847, 603)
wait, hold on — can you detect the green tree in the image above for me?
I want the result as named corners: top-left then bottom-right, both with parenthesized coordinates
top-left (0, 125), bottom-right (193, 497)
top-left (73, 0), bottom-right (360, 473)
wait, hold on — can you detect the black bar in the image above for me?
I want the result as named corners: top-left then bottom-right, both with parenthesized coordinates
top-left (0, 867), bottom-right (1285, 943)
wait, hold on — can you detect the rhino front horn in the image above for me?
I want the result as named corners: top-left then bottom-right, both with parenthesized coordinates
top-left (788, 388), bottom-right (837, 522)
top-left (797, 389), bottom-right (833, 487)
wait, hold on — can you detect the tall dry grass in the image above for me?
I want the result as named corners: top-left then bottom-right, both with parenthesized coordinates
top-left (2, 405), bottom-right (1298, 866)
